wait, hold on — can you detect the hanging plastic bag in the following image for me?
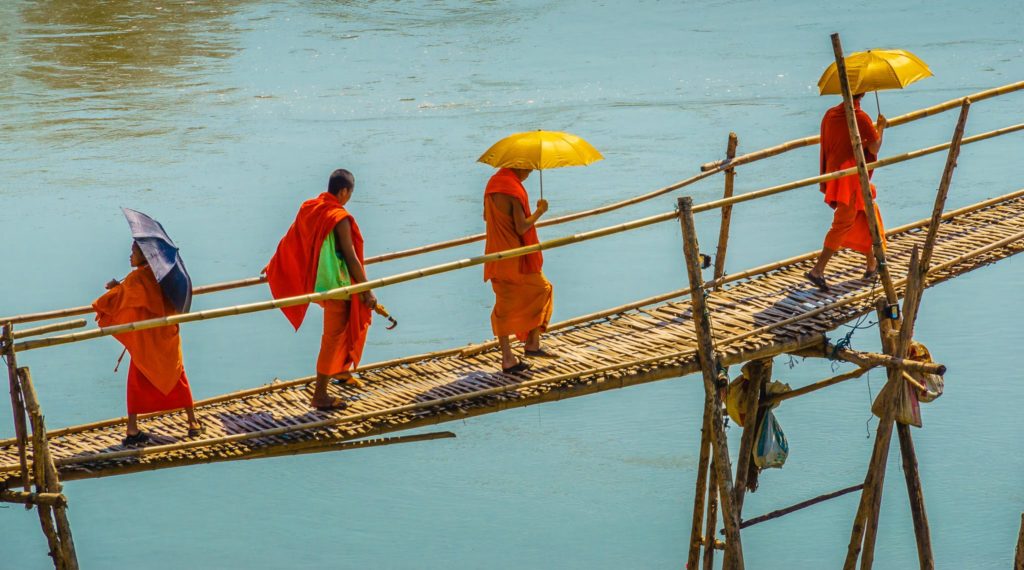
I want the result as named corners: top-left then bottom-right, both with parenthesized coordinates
top-left (754, 410), bottom-right (789, 469)
top-left (907, 341), bottom-right (944, 403)
top-left (872, 374), bottom-right (922, 427)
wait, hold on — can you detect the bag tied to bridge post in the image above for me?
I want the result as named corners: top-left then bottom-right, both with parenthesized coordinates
top-left (754, 410), bottom-right (789, 469)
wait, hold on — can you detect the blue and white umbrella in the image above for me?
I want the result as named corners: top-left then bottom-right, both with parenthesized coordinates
top-left (121, 208), bottom-right (193, 314)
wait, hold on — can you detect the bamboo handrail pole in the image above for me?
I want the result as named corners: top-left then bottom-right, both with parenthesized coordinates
top-left (736, 484), bottom-right (865, 530)
top-left (3, 324), bottom-right (31, 493)
top-left (832, 33), bottom-right (898, 306)
top-left (13, 209), bottom-right (680, 352)
top-left (765, 366), bottom-right (873, 406)
top-left (4, 122), bottom-right (1020, 332)
top-left (687, 409), bottom-right (714, 569)
top-left (713, 132), bottom-right (739, 289)
top-left (691, 124), bottom-right (1024, 215)
top-left (0, 490), bottom-right (67, 507)
top-left (6, 187), bottom-right (1022, 447)
top-left (699, 79), bottom-right (1024, 172)
top-left (4, 83), bottom-right (1022, 328)
top-left (11, 320), bottom-right (86, 340)
top-left (678, 196), bottom-right (744, 570)
top-left (734, 358), bottom-right (769, 510)
top-left (45, 331), bottom-right (825, 470)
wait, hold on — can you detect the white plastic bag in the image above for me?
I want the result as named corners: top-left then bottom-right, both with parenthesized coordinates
top-left (754, 410), bottom-right (789, 469)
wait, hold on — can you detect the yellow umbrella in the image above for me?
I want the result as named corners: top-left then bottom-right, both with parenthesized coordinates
top-left (477, 130), bottom-right (603, 199)
top-left (818, 48), bottom-right (932, 112)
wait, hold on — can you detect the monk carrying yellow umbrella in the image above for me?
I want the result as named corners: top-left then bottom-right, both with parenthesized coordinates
top-left (806, 49), bottom-right (932, 292)
top-left (478, 130), bottom-right (603, 373)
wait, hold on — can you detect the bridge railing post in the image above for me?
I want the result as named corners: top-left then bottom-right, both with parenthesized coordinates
top-left (713, 132), bottom-right (739, 290)
top-left (19, 366), bottom-right (79, 570)
top-left (677, 196), bottom-right (744, 570)
top-left (2, 323), bottom-right (31, 492)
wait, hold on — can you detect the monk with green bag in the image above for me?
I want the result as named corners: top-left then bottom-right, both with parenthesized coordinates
top-left (265, 169), bottom-right (376, 411)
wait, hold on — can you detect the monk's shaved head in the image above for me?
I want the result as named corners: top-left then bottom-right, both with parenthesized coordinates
top-left (328, 169), bottom-right (355, 195)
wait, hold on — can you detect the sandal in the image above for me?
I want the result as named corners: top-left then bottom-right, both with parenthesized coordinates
top-left (524, 348), bottom-right (559, 359)
top-left (862, 269), bottom-right (878, 280)
top-left (332, 374), bottom-right (365, 388)
top-left (122, 431), bottom-right (150, 446)
top-left (804, 271), bottom-right (831, 293)
top-left (187, 422), bottom-right (206, 438)
top-left (314, 396), bottom-right (349, 412)
top-left (501, 360), bottom-right (532, 374)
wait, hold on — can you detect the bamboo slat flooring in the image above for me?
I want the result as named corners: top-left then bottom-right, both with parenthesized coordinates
top-left (3, 193), bottom-right (1024, 484)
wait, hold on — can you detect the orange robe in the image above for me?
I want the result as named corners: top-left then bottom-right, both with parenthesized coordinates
top-left (93, 265), bottom-right (193, 415)
top-left (483, 168), bottom-right (554, 341)
top-left (819, 100), bottom-right (886, 255)
top-left (266, 192), bottom-right (372, 376)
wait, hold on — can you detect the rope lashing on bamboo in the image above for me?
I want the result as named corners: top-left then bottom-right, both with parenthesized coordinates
top-left (3, 84), bottom-right (1021, 328)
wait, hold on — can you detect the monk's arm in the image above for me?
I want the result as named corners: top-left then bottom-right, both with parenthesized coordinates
top-left (335, 219), bottom-right (377, 308)
top-left (494, 194), bottom-right (546, 236)
top-left (866, 114), bottom-right (886, 155)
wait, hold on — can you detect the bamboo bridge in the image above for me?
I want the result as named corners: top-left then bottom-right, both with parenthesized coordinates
top-left (3, 44), bottom-right (1023, 569)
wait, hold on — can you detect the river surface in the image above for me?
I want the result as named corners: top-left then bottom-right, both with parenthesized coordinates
top-left (1, 1), bottom-right (1023, 568)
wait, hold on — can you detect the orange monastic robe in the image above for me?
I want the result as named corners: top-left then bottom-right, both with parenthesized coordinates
top-left (93, 265), bottom-right (193, 415)
top-left (819, 99), bottom-right (886, 255)
top-left (266, 192), bottom-right (372, 376)
top-left (483, 168), bottom-right (553, 341)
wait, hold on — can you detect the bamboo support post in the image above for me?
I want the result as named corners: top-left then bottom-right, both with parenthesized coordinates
top-left (1015, 514), bottom-right (1024, 570)
top-left (713, 132), bottom-right (739, 289)
top-left (678, 196), bottom-right (744, 570)
top-left (733, 358), bottom-right (769, 510)
top-left (896, 423), bottom-right (933, 569)
top-left (687, 412), bottom-right (714, 568)
top-left (2, 324), bottom-right (31, 492)
top-left (845, 249), bottom-right (924, 570)
top-left (737, 484), bottom-right (865, 530)
top-left (831, 33), bottom-right (897, 306)
top-left (703, 458), bottom-right (720, 570)
top-left (20, 367), bottom-right (79, 570)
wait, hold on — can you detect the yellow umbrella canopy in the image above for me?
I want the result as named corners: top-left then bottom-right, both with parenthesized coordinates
top-left (478, 130), bottom-right (604, 198)
top-left (818, 48), bottom-right (932, 96)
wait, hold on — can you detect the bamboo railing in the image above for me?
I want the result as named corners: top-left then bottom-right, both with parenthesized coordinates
top-left (3, 81), bottom-right (1022, 329)
top-left (9, 119), bottom-right (1023, 354)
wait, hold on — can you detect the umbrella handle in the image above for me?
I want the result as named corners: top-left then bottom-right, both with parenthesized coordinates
top-left (875, 90), bottom-right (881, 116)
top-left (539, 169), bottom-right (544, 201)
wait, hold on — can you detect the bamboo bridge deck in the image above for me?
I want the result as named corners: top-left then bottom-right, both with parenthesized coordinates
top-left (3, 189), bottom-right (1024, 485)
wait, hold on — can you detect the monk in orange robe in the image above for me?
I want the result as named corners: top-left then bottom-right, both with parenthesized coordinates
top-left (483, 167), bottom-right (555, 373)
top-left (806, 93), bottom-right (888, 292)
top-left (93, 242), bottom-right (201, 446)
top-left (265, 168), bottom-right (375, 411)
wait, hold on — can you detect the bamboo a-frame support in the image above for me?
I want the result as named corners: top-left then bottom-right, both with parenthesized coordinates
top-left (3, 48), bottom-right (1024, 569)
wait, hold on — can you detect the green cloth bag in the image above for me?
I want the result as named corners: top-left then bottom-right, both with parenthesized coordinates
top-left (314, 232), bottom-right (352, 292)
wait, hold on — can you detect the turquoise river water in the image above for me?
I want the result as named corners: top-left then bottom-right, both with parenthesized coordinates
top-left (1, 1), bottom-right (1023, 568)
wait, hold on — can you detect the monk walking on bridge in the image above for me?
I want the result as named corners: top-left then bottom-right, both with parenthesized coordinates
top-left (266, 169), bottom-right (376, 411)
top-left (806, 93), bottom-right (888, 293)
top-left (483, 167), bottom-right (556, 373)
top-left (94, 242), bottom-right (202, 446)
